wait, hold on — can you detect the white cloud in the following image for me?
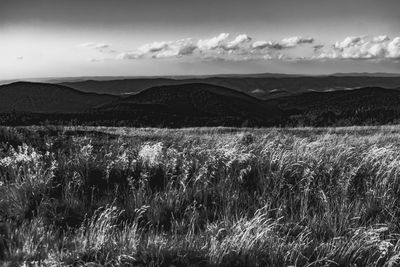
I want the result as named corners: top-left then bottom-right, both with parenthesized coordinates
top-left (252, 40), bottom-right (282, 49)
top-left (197, 33), bottom-right (230, 50)
top-left (251, 41), bottom-right (270, 49)
top-left (373, 35), bottom-right (390, 43)
top-left (280, 36), bottom-right (314, 48)
top-left (94, 44), bottom-right (110, 49)
top-left (316, 35), bottom-right (400, 60)
top-left (251, 36), bottom-right (313, 50)
top-left (313, 44), bottom-right (324, 51)
top-left (79, 42), bottom-right (116, 54)
top-left (224, 34), bottom-right (252, 50)
top-left (368, 43), bottom-right (386, 58)
top-left (80, 42), bottom-right (110, 49)
top-left (136, 38), bottom-right (197, 58)
top-left (139, 41), bottom-right (169, 53)
top-left (115, 33), bottom-right (316, 61)
top-left (116, 51), bottom-right (142, 60)
top-left (112, 33), bottom-right (399, 62)
top-left (334, 36), bottom-right (365, 50)
top-left (170, 38), bottom-right (197, 56)
top-left (387, 37), bottom-right (400, 58)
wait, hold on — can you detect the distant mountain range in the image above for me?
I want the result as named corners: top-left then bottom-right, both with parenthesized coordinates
top-left (2, 72), bottom-right (400, 86)
top-left (331, 73), bottom-right (400, 77)
top-left (59, 76), bottom-right (400, 99)
top-left (1, 76), bottom-right (400, 127)
top-left (0, 73), bottom-right (305, 85)
top-left (0, 82), bottom-right (116, 113)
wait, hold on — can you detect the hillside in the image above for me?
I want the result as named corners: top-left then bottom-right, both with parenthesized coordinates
top-left (95, 83), bottom-right (283, 126)
top-left (0, 82), bottom-right (118, 113)
top-left (1, 82), bottom-right (400, 127)
top-left (60, 76), bottom-right (400, 99)
top-left (271, 87), bottom-right (400, 126)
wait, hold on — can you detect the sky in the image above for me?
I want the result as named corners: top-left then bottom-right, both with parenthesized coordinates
top-left (0, 0), bottom-right (399, 79)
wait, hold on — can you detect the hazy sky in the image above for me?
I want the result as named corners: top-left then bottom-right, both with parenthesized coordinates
top-left (0, 0), bottom-right (399, 79)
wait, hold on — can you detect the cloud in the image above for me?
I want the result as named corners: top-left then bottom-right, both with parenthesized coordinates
top-left (88, 56), bottom-right (116, 62)
top-left (112, 33), bottom-right (399, 62)
top-left (139, 41), bottom-right (169, 53)
top-left (80, 42), bottom-right (110, 49)
top-left (115, 33), bottom-right (248, 60)
top-left (94, 44), bottom-right (110, 50)
top-left (316, 35), bottom-right (400, 60)
top-left (252, 40), bottom-right (282, 50)
top-left (251, 36), bottom-right (314, 50)
top-left (279, 36), bottom-right (314, 48)
top-left (373, 35), bottom-right (390, 43)
top-left (251, 41), bottom-right (270, 49)
top-left (388, 37), bottom-right (400, 58)
top-left (79, 42), bottom-right (117, 54)
top-left (17, 56), bottom-right (23, 60)
top-left (115, 38), bottom-right (198, 60)
top-left (313, 44), bottom-right (324, 51)
top-left (333, 36), bottom-right (366, 50)
top-left (115, 33), bottom-right (316, 61)
top-left (197, 33), bottom-right (230, 50)
top-left (168, 38), bottom-right (198, 57)
top-left (224, 34), bottom-right (252, 50)
top-left (116, 52), bottom-right (142, 60)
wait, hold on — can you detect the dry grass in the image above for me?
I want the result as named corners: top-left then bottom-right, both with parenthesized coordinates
top-left (1, 125), bottom-right (400, 266)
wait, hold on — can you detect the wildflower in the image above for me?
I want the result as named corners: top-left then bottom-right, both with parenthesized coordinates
top-left (138, 142), bottom-right (163, 166)
top-left (0, 144), bottom-right (43, 167)
top-left (80, 143), bottom-right (93, 159)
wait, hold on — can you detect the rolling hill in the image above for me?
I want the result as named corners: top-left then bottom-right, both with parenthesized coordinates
top-left (1, 81), bottom-right (400, 127)
top-left (270, 87), bottom-right (400, 126)
top-left (0, 82), bottom-right (117, 113)
top-left (60, 76), bottom-right (400, 99)
top-left (273, 87), bottom-right (400, 111)
top-left (95, 83), bottom-right (283, 126)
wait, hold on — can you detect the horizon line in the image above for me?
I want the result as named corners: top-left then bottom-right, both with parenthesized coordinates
top-left (2, 71), bottom-right (400, 83)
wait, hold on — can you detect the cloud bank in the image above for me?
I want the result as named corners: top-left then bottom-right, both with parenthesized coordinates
top-left (80, 34), bottom-right (400, 62)
top-left (113, 34), bottom-right (315, 61)
top-left (316, 36), bottom-right (400, 60)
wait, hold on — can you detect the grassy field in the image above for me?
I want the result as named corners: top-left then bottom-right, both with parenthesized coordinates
top-left (2, 125), bottom-right (400, 266)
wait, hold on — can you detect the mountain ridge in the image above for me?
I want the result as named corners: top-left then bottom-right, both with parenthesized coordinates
top-left (1, 81), bottom-right (400, 127)
top-left (59, 76), bottom-right (400, 98)
top-left (0, 82), bottom-right (118, 113)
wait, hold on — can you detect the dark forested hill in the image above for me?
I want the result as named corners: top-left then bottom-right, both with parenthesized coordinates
top-left (0, 82), bottom-right (117, 113)
top-left (270, 87), bottom-right (400, 126)
top-left (1, 81), bottom-right (400, 127)
top-left (95, 83), bottom-right (283, 127)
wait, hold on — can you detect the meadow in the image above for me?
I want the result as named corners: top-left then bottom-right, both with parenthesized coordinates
top-left (1, 125), bottom-right (400, 266)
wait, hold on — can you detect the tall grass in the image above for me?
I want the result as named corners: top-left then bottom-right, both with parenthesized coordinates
top-left (2, 126), bottom-right (400, 266)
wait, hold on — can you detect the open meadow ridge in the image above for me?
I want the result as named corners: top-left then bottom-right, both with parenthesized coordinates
top-left (1, 125), bottom-right (400, 266)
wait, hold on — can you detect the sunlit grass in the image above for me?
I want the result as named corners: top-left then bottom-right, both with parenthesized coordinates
top-left (2, 125), bottom-right (400, 266)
